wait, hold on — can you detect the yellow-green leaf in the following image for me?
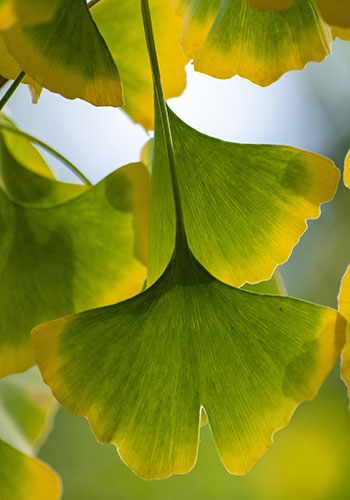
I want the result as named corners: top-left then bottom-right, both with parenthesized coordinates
top-left (175, 0), bottom-right (333, 85)
top-left (148, 107), bottom-right (339, 287)
top-left (0, 115), bottom-right (54, 179)
top-left (344, 149), bottom-right (350, 188)
top-left (91, 0), bottom-right (188, 129)
top-left (2, 0), bottom-right (123, 107)
top-left (32, 238), bottom-right (345, 479)
top-left (339, 265), bottom-right (350, 395)
top-left (0, 367), bottom-right (57, 455)
top-left (0, 159), bottom-right (149, 377)
top-left (0, 438), bottom-right (61, 500)
top-left (247, 0), bottom-right (294, 9)
top-left (0, 0), bottom-right (58, 30)
top-left (315, 0), bottom-right (350, 28)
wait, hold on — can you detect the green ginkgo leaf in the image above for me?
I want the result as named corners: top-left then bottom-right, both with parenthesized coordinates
top-left (0, 367), bottom-right (57, 455)
top-left (147, 107), bottom-right (339, 287)
top-left (0, 114), bottom-right (54, 179)
top-left (1, 0), bottom-right (123, 107)
top-left (173, 0), bottom-right (333, 85)
top-left (0, 160), bottom-right (149, 377)
top-left (0, 125), bottom-right (87, 205)
top-left (32, 235), bottom-right (345, 479)
top-left (0, 438), bottom-right (61, 500)
top-left (0, 0), bottom-right (58, 30)
top-left (90, 0), bottom-right (188, 129)
top-left (248, 0), bottom-right (294, 9)
top-left (338, 265), bottom-right (350, 396)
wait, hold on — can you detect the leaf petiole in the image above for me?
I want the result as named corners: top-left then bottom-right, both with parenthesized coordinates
top-left (140, 0), bottom-right (187, 244)
top-left (0, 71), bottom-right (25, 112)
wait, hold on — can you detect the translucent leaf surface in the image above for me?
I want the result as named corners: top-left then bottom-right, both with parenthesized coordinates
top-left (315, 0), bottom-right (350, 28)
top-left (91, 0), bottom-right (188, 129)
top-left (0, 161), bottom-right (149, 377)
top-left (0, 0), bottom-right (58, 30)
top-left (148, 107), bottom-right (339, 287)
top-left (32, 238), bottom-right (345, 479)
top-left (0, 438), bottom-right (61, 500)
top-left (0, 114), bottom-right (54, 179)
top-left (0, 367), bottom-right (57, 455)
top-left (174, 0), bottom-right (333, 85)
top-left (1, 0), bottom-right (123, 106)
top-left (339, 266), bottom-right (350, 395)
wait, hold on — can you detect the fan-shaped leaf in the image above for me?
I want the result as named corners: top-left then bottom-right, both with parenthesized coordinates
top-left (32, 239), bottom-right (345, 479)
top-left (174, 0), bottom-right (333, 85)
top-left (0, 160), bottom-right (149, 377)
top-left (0, 0), bottom-right (58, 30)
top-left (91, 0), bottom-right (188, 129)
top-left (1, 0), bottom-right (123, 107)
top-left (148, 107), bottom-right (339, 287)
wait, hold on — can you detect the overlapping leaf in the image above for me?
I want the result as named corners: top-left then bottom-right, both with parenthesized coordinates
top-left (32, 233), bottom-right (345, 479)
top-left (0, 0), bottom-right (58, 30)
top-left (173, 0), bottom-right (342, 85)
top-left (0, 367), bottom-right (57, 455)
top-left (0, 366), bottom-right (60, 499)
top-left (0, 144), bottom-right (149, 377)
top-left (91, 0), bottom-right (188, 129)
top-left (0, 438), bottom-right (61, 499)
top-left (147, 106), bottom-right (339, 287)
top-left (1, 0), bottom-right (123, 107)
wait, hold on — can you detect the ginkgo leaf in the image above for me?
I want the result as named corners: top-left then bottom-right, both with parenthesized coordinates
top-left (0, 367), bottom-right (57, 455)
top-left (0, 114), bottom-right (54, 179)
top-left (0, 438), bottom-right (61, 500)
top-left (315, 0), bottom-right (350, 29)
top-left (32, 237), bottom-right (345, 479)
top-left (91, 0), bottom-right (188, 129)
top-left (338, 265), bottom-right (350, 395)
top-left (247, 0), bottom-right (294, 9)
top-left (332, 26), bottom-right (350, 40)
top-left (1, 0), bottom-right (123, 107)
top-left (0, 161), bottom-right (149, 377)
top-left (343, 149), bottom-right (350, 188)
top-left (0, 0), bottom-right (58, 30)
top-left (0, 129), bottom-right (86, 205)
top-left (174, 0), bottom-right (333, 85)
top-left (147, 107), bottom-right (339, 287)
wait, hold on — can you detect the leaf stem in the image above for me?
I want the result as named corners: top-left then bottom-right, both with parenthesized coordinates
top-left (0, 124), bottom-right (92, 186)
top-left (0, 72), bottom-right (25, 112)
top-left (140, 0), bottom-right (186, 243)
top-left (87, 0), bottom-right (102, 8)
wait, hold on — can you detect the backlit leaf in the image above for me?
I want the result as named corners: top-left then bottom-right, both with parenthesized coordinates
top-left (91, 0), bottom-right (188, 129)
top-left (338, 266), bottom-right (350, 395)
top-left (0, 0), bottom-right (58, 29)
top-left (247, 0), bottom-right (294, 9)
top-left (32, 238), bottom-right (345, 479)
top-left (0, 114), bottom-right (54, 179)
top-left (0, 161), bottom-right (149, 377)
top-left (148, 107), bottom-right (339, 287)
top-left (174, 0), bottom-right (333, 85)
top-left (0, 367), bottom-right (57, 455)
top-left (315, 0), bottom-right (350, 29)
top-left (2, 0), bottom-right (123, 107)
top-left (0, 438), bottom-right (61, 500)
top-left (344, 149), bottom-right (350, 188)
